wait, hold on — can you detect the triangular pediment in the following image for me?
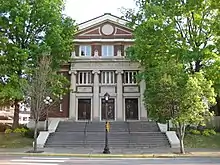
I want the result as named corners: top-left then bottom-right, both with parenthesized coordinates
top-left (76, 14), bottom-right (133, 39)
top-left (76, 20), bottom-right (133, 38)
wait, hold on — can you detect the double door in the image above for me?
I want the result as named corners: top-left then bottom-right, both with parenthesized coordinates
top-left (78, 99), bottom-right (91, 120)
top-left (125, 98), bottom-right (138, 120)
top-left (101, 98), bottom-right (115, 120)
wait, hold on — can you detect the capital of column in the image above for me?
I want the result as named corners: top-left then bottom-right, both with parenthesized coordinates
top-left (68, 70), bottom-right (77, 75)
top-left (116, 70), bottom-right (124, 74)
top-left (92, 70), bottom-right (100, 74)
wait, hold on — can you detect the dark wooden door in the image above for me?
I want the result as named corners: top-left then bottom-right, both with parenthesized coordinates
top-left (101, 98), bottom-right (115, 120)
top-left (78, 99), bottom-right (91, 120)
top-left (125, 98), bottom-right (138, 120)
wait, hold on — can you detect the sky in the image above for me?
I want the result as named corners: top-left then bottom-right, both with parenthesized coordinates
top-left (63, 0), bottom-right (137, 23)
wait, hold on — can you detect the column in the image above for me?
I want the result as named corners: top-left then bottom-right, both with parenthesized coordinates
top-left (116, 70), bottom-right (123, 121)
top-left (140, 79), bottom-right (147, 120)
top-left (92, 70), bottom-right (100, 121)
top-left (69, 70), bottom-right (77, 120)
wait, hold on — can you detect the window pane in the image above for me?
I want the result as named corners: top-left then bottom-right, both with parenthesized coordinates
top-left (111, 72), bottom-right (114, 84)
top-left (86, 46), bottom-right (91, 56)
top-left (126, 72), bottom-right (129, 83)
top-left (106, 72), bottom-right (109, 83)
top-left (80, 45), bottom-right (91, 56)
top-left (84, 72), bottom-right (87, 84)
top-left (81, 49), bottom-right (85, 56)
top-left (102, 45), bottom-right (113, 57)
top-left (102, 46), bottom-right (108, 56)
top-left (88, 72), bottom-right (91, 84)
top-left (108, 46), bottom-right (113, 56)
top-left (102, 72), bottom-right (105, 83)
top-left (129, 72), bottom-right (133, 83)
top-left (79, 73), bottom-right (82, 84)
top-left (133, 72), bottom-right (137, 83)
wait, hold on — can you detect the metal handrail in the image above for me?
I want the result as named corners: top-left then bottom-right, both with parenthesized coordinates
top-left (126, 120), bottom-right (131, 148)
top-left (83, 119), bottom-right (89, 147)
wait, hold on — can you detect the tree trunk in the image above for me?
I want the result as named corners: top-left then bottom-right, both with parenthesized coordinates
top-left (177, 122), bottom-right (186, 154)
top-left (195, 60), bottom-right (201, 72)
top-left (33, 119), bottom-right (38, 152)
top-left (12, 100), bottom-right (20, 129)
top-left (180, 137), bottom-right (185, 154)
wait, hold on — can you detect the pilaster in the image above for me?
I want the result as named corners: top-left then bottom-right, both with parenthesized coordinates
top-left (92, 70), bottom-right (100, 121)
top-left (69, 70), bottom-right (77, 120)
top-left (116, 70), bottom-right (123, 121)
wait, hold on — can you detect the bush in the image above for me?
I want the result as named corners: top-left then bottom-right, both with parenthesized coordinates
top-left (189, 129), bottom-right (201, 135)
top-left (5, 128), bottom-right (13, 134)
top-left (202, 129), bottom-right (216, 136)
top-left (202, 129), bottom-right (211, 136)
top-left (209, 129), bottom-right (217, 135)
top-left (13, 127), bottom-right (28, 136)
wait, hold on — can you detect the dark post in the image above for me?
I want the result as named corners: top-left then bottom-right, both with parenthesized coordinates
top-left (45, 107), bottom-right (49, 131)
top-left (103, 92), bottom-right (110, 154)
top-left (44, 96), bottom-right (52, 131)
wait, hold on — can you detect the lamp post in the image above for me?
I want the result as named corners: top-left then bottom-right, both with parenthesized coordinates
top-left (103, 92), bottom-right (110, 154)
top-left (43, 96), bottom-right (53, 131)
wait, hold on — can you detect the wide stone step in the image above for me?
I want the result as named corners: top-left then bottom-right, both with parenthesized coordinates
top-left (45, 121), bottom-right (170, 149)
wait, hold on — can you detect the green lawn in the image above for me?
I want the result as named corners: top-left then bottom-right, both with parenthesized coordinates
top-left (0, 133), bottom-right (33, 148)
top-left (184, 133), bottom-right (220, 148)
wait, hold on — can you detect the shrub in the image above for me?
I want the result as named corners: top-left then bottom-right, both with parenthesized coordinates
top-left (5, 128), bottom-right (13, 134)
top-left (13, 127), bottom-right (28, 136)
top-left (209, 129), bottom-right (217, 135)
top-left (202, 129), bottom-right (216, 136)
top-left (202, 129), bottom-right (211, 136)
top-left (189, 129), bottom-right (201, 135)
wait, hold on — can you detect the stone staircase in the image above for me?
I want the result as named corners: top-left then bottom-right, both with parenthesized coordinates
top-left (45, 121), bottom-right (170, 148)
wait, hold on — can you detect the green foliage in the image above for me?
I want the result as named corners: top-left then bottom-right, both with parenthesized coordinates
top-left (8, 125), bottom-right (36, 138)
top-left (0, 0), bottom-right (77, 127)
top-left (4, 128), bottom-right (13, 134)
top-left (202, 129), bottom-right (217, 136)
top-left (185, 133), bottom-right (220, 148)
top-left (189, 129), bottom-right (201, 135)
top-left (124, 0), bottom-right (219, 154)
top-left (13, 127), bottom-right (28, 136)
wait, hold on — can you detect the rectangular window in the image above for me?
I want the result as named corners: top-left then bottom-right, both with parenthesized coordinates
top-left (101, 71), bottom-right (115, 84)
top-left (123, 71), bottom-right (138, 84)
top-left (102, 45), bottom-right (114, 57)
top-left (80, 45), bottom-right (91, 56)
top-left (77, 71), bottom-right (93, 85)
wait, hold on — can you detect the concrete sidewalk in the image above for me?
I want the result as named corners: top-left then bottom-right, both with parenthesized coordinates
top-left (0, 147), bottom-right (219, 158)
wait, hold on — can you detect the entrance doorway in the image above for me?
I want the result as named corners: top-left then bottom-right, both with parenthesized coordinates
top-left (125, 98), bottom-right (138, 120)
top-left (78, 99), bottom-right (91, 120)
top-left (101, 98), bottom-right (115, 120)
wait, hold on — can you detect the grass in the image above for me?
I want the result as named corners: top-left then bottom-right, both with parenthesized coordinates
top-left (0, 133), bottom-right (33, 148)
top-left (184, 132), bottom-right (220, 148)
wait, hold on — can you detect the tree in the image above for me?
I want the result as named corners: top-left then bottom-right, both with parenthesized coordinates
top-left (143, 59), bottom-right (216, 153)
top-left (0, 0), bottom-right (77, 128)
top-left (25, 55), bottom-right (68, 152)
top-left (123, 0), bottom-right (219, 153)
